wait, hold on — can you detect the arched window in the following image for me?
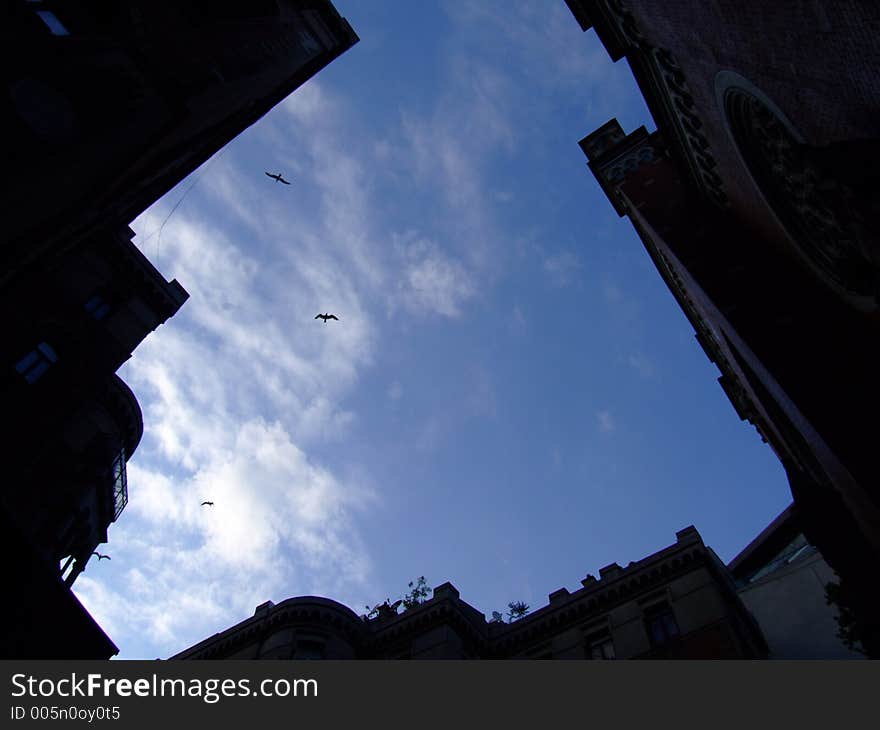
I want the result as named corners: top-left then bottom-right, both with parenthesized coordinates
top-left (716, 71), bottom-right (877, 310)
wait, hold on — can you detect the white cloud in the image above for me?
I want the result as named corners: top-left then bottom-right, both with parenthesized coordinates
top-left (603, 280), bottom-right (623, 305)
top-left (76, 81), bottom-right (387, 657)
top-left (509, 305), bottom-right (527, 334)
top-left (543, 250), bottom-right (583, 287)
top-left (628, 352), bottom-right (655, 379)
top-left (597, 410), bottom-right (615, 433)
top-left (70, 4), bottom-right (636, 656)
top-left (75, 311), bottom-right (376, 655)
top-left (396, 235), bottom-right (475, 318)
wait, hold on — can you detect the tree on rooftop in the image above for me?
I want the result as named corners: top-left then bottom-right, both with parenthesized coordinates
top-left (506, 600), bottom-right (530, 622)
top-left (402, 576), bottom-right (430, 610)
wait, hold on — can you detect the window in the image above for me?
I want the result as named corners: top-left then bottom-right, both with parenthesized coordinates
top-left (745, 533), bottom-right (816, 584)
top-left (718, 71), bottom-right (875, 307)
top-left (85, 294), bottom-right (112, 321)
top-left (14, 341), bottom-right (58, 384)
top-left (36, 10), bottom-right (70, 35)
top-left (110, 449), bottom-right (128, 520)
top-left (586, 631), bottom-right (616, 660)
top-left (644, 602), bottom-right (679, 646)
top-left (589, 637), bottom-right (615, 660)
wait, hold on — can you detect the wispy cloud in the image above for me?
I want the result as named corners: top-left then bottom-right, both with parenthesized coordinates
top-left (543, 250), bottom-right (583, 288)
top-left (75, 81), bottom-right (385, 657)
top-left (602, 277), bottom-right (641, 323)
top-left (627, 352), bottom-right (655, 379)
top-left (70, 2), bottom-right (646, 657)
top-left (395, 234), bottom-right (476, 318)
top-left (596, 410), bottom-right (615, 433)
top-left (509, 305), bottom-right (527, 334)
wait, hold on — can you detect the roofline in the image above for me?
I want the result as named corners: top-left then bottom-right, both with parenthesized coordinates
top-left (726, 503), bottom-right (796, 575)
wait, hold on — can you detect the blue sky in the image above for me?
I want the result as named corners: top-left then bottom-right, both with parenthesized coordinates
top-left (73, 1), bottom-right (791, 659)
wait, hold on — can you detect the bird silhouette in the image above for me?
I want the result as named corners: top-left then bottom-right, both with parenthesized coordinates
top-left (264, 171), bottom-right (291, 185)
top-left (315, 313), bottom-right (339, 323)
top-left (201, 501), bottom-right (214, 506)
top-left (92, 552), bottom-right (111, 561)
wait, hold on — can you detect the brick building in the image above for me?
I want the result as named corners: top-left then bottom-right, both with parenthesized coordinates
top-left (566, 0), bottom-right (880, 655)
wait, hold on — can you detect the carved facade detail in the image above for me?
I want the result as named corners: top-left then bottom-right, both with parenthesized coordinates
top-left (588, 1), bottom-right (728, 206)
top-left (603, 143), bottom-right (658, 183)
top-left (723, 86), bottom-right (877, 305)
top-left (650, 47), bottom-right (727, 206)
top-left (604, 0), bottom-right (648, 48)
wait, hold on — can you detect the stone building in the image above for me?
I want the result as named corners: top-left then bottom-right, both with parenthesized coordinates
top-left (728, 505), bottom-right (864, 659)
top-left (566, 0), bottom-right (880, 655)
top-left (171, 526), bottom-right (768, 660)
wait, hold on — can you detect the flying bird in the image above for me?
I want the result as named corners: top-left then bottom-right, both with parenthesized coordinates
top-left (201, 501), bottom-right (214, 507)
top-left (92, 552), bottom-right (111, 561)
top-left (264, 171), bottom-right (291, 185)
top-left (315, 313), bottom-right (339, 323)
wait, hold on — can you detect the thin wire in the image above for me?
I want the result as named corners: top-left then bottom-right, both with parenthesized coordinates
top-left (137, 147), bottom-right (228, 258)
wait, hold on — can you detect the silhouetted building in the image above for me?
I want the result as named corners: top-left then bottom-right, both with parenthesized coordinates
top-left (0, 224), bottom-right (187, 659)
top-left (566, 0), bottom-right (880, 655)
top-left (3, 1), bottom-right (359, 283)
top-left (1, 0), bottom-right (359, 658)
top-left (171, 527), bottom-right (768, 659)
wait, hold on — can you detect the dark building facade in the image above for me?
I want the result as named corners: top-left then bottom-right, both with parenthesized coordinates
top-left (3, 1), bottom-right (359, 284)
top-left (172, 527), bottom-right (768, 660)
top-left (566, 0), bottom-right (880, 655)
top-left (1, 1), bottom-right (359, 658)
top-left (1, 225), bottom-right (187, 659)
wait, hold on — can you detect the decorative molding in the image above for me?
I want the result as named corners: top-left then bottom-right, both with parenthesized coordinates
top-left (582, 1), bottom-right (728, 206)
top-left (602, 141), bottom-right (659, 184)
top-left (716, 70), bottom-right (878, 309)
top-left (648, 47), bottom-right (727, 206)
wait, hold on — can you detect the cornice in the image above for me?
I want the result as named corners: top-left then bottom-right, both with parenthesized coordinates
top-left (573, 1), bottom-right (728, 207)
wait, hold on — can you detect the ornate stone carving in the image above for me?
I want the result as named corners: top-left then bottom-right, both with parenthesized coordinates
top-left (603, 143), bottom-right (657, 183)
top-left (724, 86), bottom-right (877, 304)
top-left (651, 47), bottom-right (727, 206)
top-left (589, 1), bottom-right (727, 206)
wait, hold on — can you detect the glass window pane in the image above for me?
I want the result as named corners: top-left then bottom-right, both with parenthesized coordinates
top-left (15, 350), bottom-right (40, 374)
top-left (36, 10), bottom-right (70, 36)
top-left (37, 341), bottom-right (58, 362)
top-left (24, 359), bottom-right (50, 384)
top-left (649, 618), bottom-right (665, 644)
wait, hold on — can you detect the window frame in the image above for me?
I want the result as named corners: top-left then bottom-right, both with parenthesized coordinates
top-left (14, 341), bottom-right (58, 384)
